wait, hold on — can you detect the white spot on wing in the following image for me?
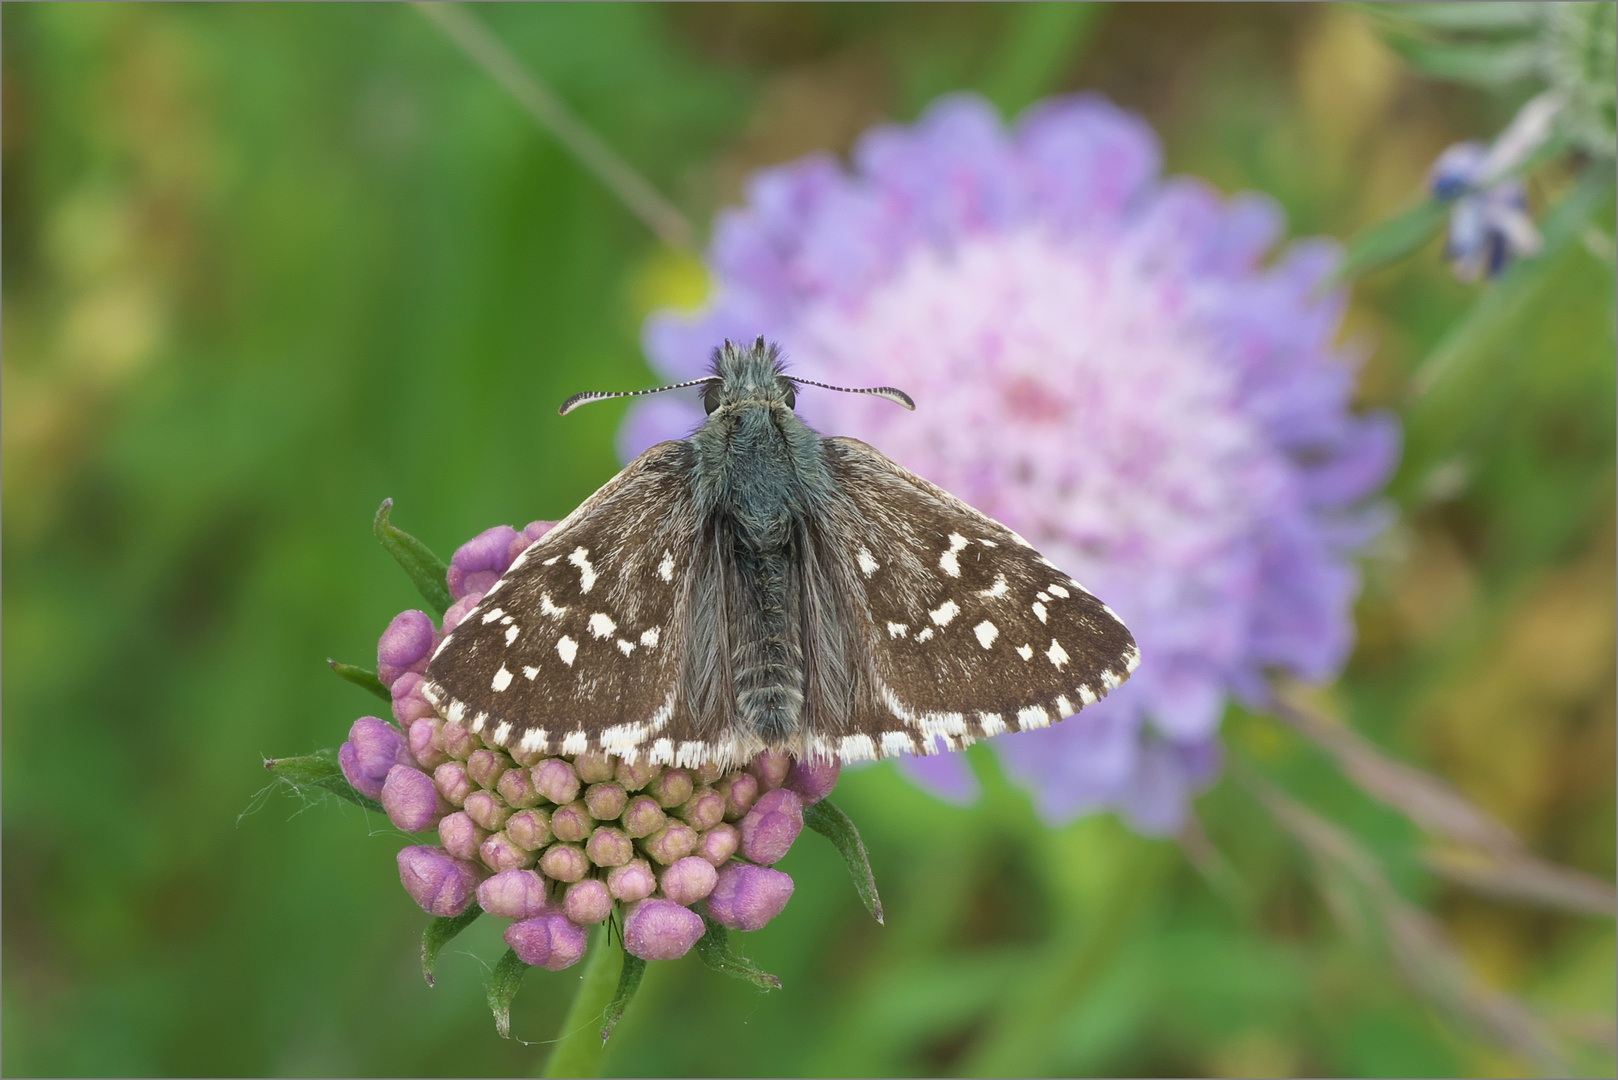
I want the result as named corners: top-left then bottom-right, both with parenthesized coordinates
top-left (1049, 583), bottom-right (1070, 598)
top-left (979, 539), bottom-right (998, 547)
top-left (915, 627), bottom-right (934, 642)
top-left (568, 547), bottom-right (597, 592)
top-left (979, 712), bottom-right (1007, 736)
top-left (938, 533), bottom-right (969, 577)
top-left (1101, 669), bottom-right (1122, 690)
top-left (930, 600), bottom-right (960, 626)
top-left (542, 556), bottom-right (561, 566)
top-left (857, 547), bottom-right (880, 576)
top-left (492, 666), bottom-right (513, 691)
top-left (1078, 685), bottom-right (1097, 705)
top-left (658, 551), bottom-right (674, 583)
top-left (494, 721), bottom-right (512, 744)
top-left (523, 666), bottom-right (539, 680)
top-left (1036, 592), bottom-right (1050, 603)
top-left (881, 732), bottom-right (916, 757)
top-left (504, 625), bottom-right (520, 646)
top-left (640, 627), bottom-right (660, 648)
top-left (557, 636), bottom-right (578, 666)
top-left (1032, 601), bottom-right (1048, 623)
top-left (887, 622), bottom-right (908, 639)
top-left (1047, 639), bottom-right (1070, 669)
top-left (1054, 695), bottom-right (1073, 716)
top-left (448, 701), bottom-right (467, 723)
top-left (561, 730), bottom-right (588, 755)
top-left (616, 639), bottom-right (635, 656)
top-left (540, 593), bottom-right (567, 618)
top-left (1017, 644), bottom-right (1033, 661)
top-left (1124, 643), bottom-right (1141, 673)
top-left (979, 574), bottom-right (1009, 599)
top-left (520, 729), bottom-right (545, 751)
top-left (839, 734), bottom-right (876, 761)
top-left (1017, 705), bottom-right (1051, 729)
top-left (974, 620), bottom-right (998, 648)
top-left (587, 612), bottom-right (617, 639)
top-left (481, 608), bottom-right (505, 624)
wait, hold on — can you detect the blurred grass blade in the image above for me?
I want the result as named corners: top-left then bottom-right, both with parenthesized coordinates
top-left (1386, 37), bottom-right (1541, 87)
top-left (1336, 198), bottom-right (1449, 282)
top-left (1370, 2), bottom-right (1537, 31)
top-left (264, 748), bottom-right (383, 814)
top-left (695, 913), bottom-right (782, 991)
top-left (600, 949), bottom-right (646, 1043)
top-left (978, 2), bottom-right (1108, 117)
top-left (804, 799), bottom-right (884, 924)
top-left (1410, 167), bottom-right (1615, 400)
top-left (421, 906), bottom-right (483, 987)
top-left (486, 947), bottom-right (528, 1040)
top-left (1240, 766), bottom-right (1569, 1073)
top-left (542, 925), bottom-right (619, 1076)
top-left (373, 498), bottom-right (453, 617)
top-left (328, 658), bottom-right (391, 703)
top-left (1425, 846), bottom-right (1617, 918)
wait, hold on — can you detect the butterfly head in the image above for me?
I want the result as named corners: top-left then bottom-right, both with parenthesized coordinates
top-left (702, 338), bottom-right (795, 417)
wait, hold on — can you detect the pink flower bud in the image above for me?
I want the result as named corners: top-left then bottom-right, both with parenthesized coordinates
top-left (659, 856), bottom-right (718, 905)
top-left (510, 521), bottom-right (555, 565)
top-left (695, 824), bottom-right (740, 867)
top-left (433, 761), bottom-right (472, 807)
top-left (341, 717), bottom-right (411, 799)
top-left (693, 761), bottom-right (725, 784)
top-left (574, 750), bottom-right (616, 784)
top-left (607, 858), bottom-right (657, 903)
top-left (464, 790), bottom-right (511, 833)
top-left (497, 767), bottom-right (542, 809)
top-left (531, 759), bottom-right (581, 805)
top-left (438, 811), bottom-right (489, 861)
top-left (506, 808), bottom-right (553, 851)
top-left (550, 800), bottom-right (592, 843)
top-left (466, 748), bottom-right (510, 790)
top-left (506, 913), bottom-right (587, 970)
top-left (510, 745), bottom-right (544, 768)
top-left (740, 787), bottom-right (803, 865)
top-left (440, 719), bottom-right (476, 761)
top-left (586, 826), bottom-right (634, 868)
top-left (620, 795), bottom-right (666, 839)
top-left (748, 750), bottom-right (791, 790)
top-left (640, 822), bottom-right (698, 865)
top-left (676, 788), bottom-right (725, 831)
top-left (398, 845), bottom-right (481, 917)
top-left (563, 879), bottom-right (613, 925)
top-left (715, 772), bottom-right (760, 821)
top-left (479, 830), bottom-right (536, 872)
top-left (584, 782), bottom-right (628, 820)
top-left (785, 757), bottom-right (840, 805)
top-left (391, 672), bottom-right (438, 729)
top-left (615, 758), bottom-right (661, 792)
top-left (448, 525), bottom-right (519, 600)
top-left (477, 868), bottom-right (550, 919)
top-left (622, 899), bottom-right (705, 961)
top-left (408, 717), bottom-right (448, 770)
top-left (377, 610), bottom-right (438, 687)
top-left (539, 842), bottom-right (589, 883)
top-left (706, 862), bottom-right (795, 931)
top-left (382, 764), bottom-right (448, 832)
top-left (648, 768), bottom-right (694, 809)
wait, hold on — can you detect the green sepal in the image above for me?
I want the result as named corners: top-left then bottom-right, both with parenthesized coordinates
top-left (263, 747), bottom-right (384, 814)
top-left (600, 948), bottom-right (647, 1042)
top-left (1335, 198), bottom-right (1448, 282)
top-left (803, 799), bottom-right (884, 924)
top-left (421, 905), bottom-right (482, 987)
top-left (327, 658), bottom-right (392, 702)
top-left (695, 912), bottom-right (782, 991)
top-left (487, 947), bottom-right (529, 1040)
top-left (374, 498), bottom-right (453, 618)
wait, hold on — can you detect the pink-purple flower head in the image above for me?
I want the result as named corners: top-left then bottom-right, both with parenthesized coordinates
top-left (630, 92), bottom-right (1399, 832)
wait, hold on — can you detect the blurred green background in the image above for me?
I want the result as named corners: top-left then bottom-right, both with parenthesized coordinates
top-left (3, 3), bottom-right (1613, 1076)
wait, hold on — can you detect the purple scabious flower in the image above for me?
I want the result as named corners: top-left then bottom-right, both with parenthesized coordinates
top-left (631, 92), bottom-right (1399, 833)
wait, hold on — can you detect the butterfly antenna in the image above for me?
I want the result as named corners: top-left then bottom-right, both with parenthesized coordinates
top-left (792, 377), bottom-right (916, 411)
top-left (558, 378), bottom-right (712, 416)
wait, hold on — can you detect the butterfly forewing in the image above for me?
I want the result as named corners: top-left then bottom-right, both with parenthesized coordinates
top-left (818, 437), bottom-right (1139, 758)
top-left (423, 441), bottom-right (705, 760)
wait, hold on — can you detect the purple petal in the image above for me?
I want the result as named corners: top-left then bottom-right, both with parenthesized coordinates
top-left (397, 845), bottom-right (481, 917)
top-left (894, 752), bottom-right (981, 806)
top-left (705, 862), bottom-right (795, 932)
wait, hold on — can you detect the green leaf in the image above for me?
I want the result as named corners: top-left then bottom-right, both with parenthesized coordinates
top-left (1371, 2), bottom-right (1536, 31)
top-left (1336, 198), bottom-right (1449, 282)
top-left (695, 912), bottom-right (783, 991)
top-left (486, 947), bottom-right (529, 1040)
top-left (541, 925), bottom-right (621, 1076)
top-left (421, 905), bottom-right (482, 987)
top-left (263, 747), bottom-right (383, 814)
top-left (1387, 37), bottom-right (1541, 87)
top-left (977, 2), bottom-right (1108, 118)
top-left (803, 799), bottom-right (884, 924)
top-left (373, 498), bottom-right (453, 617)
top-left (327, 658), bottom-right (391, 702)
top-left (600, 949), bottom-right (647, 1042)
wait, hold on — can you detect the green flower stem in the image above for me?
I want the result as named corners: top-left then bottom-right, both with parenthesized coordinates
top-left (540, 925), bottom-right (624, 1078)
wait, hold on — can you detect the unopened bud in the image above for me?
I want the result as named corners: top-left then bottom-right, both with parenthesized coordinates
top-left (659, 856), bottom-right (718, 905)
top-left (695, 823), bottom-right (740, 867)
top-left (433, 761), bottom-right (472, 808)
top-left (438, 811), bottom-right (489, 861)
top-left (408, 718), bottom-right (448, 770)
top-left (497, 767), bottom-right (542, 809)
top-left (622, 899), bottom-right (705, 961)
top-left (382, 764), bottom-right (448, 833)
top-left (785, 757), bottom-right (840, 805)
top-left (510, 745), bottom-right (544, 768)
top-left (506, 913), bottom-right (588, 970)
top-left (441, 719), bottom-right (476, 761)
top-left (648, 768), bottom-right (694, 809)
top-left (391, 672), bottom-right (439, 729)
top-left (640, 822), bottom-right (699, 865)
top-left (584, 782), bottom-right (628, 820)
top-left (715, 772), bottom-right (759, 821)
top-left (740, 787), bottom-right (803, 865)
top-left (341, 717), bottom-right (411, 799)
top-left (377, 609), bottom-right (438, 687)
top-left (550, 800), bottom-right (592, 843)
top-left (705, 861), bottom-right (795, 931)
top-left (585, 826), bottom-right (634, 868)
top-left (531, 759), bottom-right (581, 805)
top-left (607, 858), bottom-right (657, 903)
top-left (505, 808), bottom-right (553, 851)
top-left (477, 867), bottom-right (550, 919)
top-left (574, 750), bottom-right (616, 784)
top-left (563, 879), bottom-right (613, 925)
top-left (693, 761), bottom-right (726, 784)
top-left (748, 750), bottom-right (791, 790)
top-left (615, 758), bottom-right (661, 792)
top-left (539, 842), bottom-right (589, 883)
top-left (479, 830), bottom-right (536, 873)
top-left (464, 790), bottom-right (511, 833)
top-left (676, 788), bottom-right (725, 831)
top-left (397, 845), bottom-right (481, 917)
top-left (620, 795), bottom-right (667, 839)
top-left (466, 748), bottom-right (510, 790)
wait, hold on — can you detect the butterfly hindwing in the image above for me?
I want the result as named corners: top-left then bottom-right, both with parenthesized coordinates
top-left (423, 440), bottom-right (706, 762)
top-left (816, 437), bottom-right (1139, 758)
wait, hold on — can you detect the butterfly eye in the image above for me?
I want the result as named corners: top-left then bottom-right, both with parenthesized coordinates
top-left (783, 384), bottom-right (797, 410)
top-left (702, 381), bottom-right (723, 415)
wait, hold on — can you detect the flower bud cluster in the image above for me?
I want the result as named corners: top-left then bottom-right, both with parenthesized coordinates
top-left (341, 522), bottom-right (841, 968)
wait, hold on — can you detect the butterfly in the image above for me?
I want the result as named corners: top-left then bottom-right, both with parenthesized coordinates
top-left (423, 338), bottom-right (1137, 768)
